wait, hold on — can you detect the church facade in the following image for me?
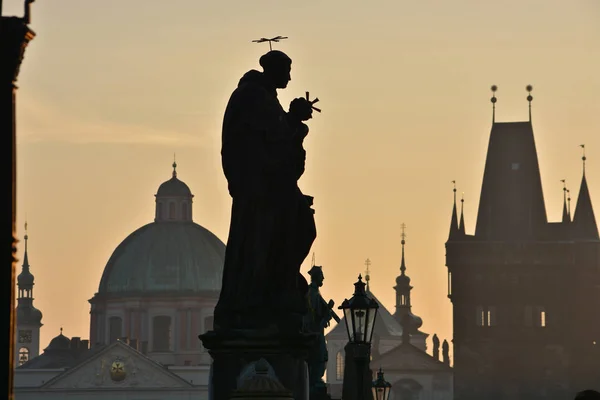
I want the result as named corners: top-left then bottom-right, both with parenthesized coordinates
top-left (446, 97), bottom-right (600, 399)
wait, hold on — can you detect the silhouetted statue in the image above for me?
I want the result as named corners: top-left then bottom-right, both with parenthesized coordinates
top-left (303, 266), bottom-right (338, 393)
top-left (214, 50), bottom-right (317, 332)
top-left (432, 334), bottom-right (440, 361)
top-left (575, 390), bottom-right (600, 400)
top-left (442, 339), bottom-right (450, 365)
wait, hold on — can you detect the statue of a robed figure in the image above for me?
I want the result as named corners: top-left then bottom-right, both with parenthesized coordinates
top-left (214, 49), bottom-right (318, 332)
top-left (201, 47), bottom-right (321, 400)
top-left (304, 266), bottom-right (339, 398)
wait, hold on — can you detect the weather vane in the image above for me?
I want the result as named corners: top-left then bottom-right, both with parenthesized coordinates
top-left (252, 35), bottom-right (288, 51)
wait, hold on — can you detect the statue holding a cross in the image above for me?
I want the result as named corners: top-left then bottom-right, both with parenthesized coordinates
top-left (214, 37), bottom-right (322, 333)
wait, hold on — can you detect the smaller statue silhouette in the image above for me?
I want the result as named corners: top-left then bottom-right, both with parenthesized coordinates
top-left (303, 266), bottom-right (339, 393)
top-left (442, 339), bottom-right (450, 365)
top-left (432, 334), bottom-right (440, 361)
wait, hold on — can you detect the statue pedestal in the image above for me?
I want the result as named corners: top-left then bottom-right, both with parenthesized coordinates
top-left (200, 329), bottom-right (317, 400)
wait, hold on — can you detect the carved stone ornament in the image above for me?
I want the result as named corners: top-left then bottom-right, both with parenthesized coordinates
top-left (110, 358), bottom-right (127, 382)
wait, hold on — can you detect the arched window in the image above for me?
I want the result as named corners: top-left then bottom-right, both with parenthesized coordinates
top-left (157, 203), bottom-right (163, 220)
top-left (153, 316), bottom-right (172, 351)
top-left (336, 351), bottom-right (344, 380)
top-left (109, 316), bottom-right (122, 343)
top-left (181, 203), bottom-right (188, 220)
top-left (169, 203), bottom-right (175, 219)
top-left (18, 347), bottom-right (30, 366)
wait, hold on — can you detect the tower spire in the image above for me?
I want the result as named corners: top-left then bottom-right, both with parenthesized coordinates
top-left (573, 145), bottom-right (599, 240)
top-left (490, 85), bottom-right (498, 123)
top-left (567, 189), bottom-right (572, 219)
top-left (581, 144), bottom-right (586, 175)
top-left (526, 85), bottom-right (533, 122)
top-left (458, 193), bottom-right (466, 235)
top-left (393, 226), bottom-right (423, 333)
top-left (448, 181), bottom-right (459, 240)
top-left (364, 258), bottom-right (371, 292)
top-left (561, 179), bottom-right (570, 223)
top-left (172, 154), bottom-right (177, 178)
top-left (23, 221), bottom-right (30, 272)
top-left (400, 224), bottom-right (407, 276)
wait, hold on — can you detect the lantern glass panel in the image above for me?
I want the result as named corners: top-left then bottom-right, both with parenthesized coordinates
top-left (352, 308), bottom-right (367, 342)
top-left (365, 308), bottom-right (377, 344)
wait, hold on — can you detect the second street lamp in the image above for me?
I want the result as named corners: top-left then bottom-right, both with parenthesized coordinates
top-left (339, 274), bottom-right (379, 400)
top-left (371, 368), bottom-right (392, 400)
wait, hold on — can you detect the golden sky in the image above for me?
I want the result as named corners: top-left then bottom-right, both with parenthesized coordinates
top-left (6, 0), bottom-right (600, 352)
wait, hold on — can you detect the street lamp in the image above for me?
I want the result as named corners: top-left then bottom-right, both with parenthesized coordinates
top-left (339, 274), bottom-right (379, 345)
top-left (339, 274), bottom-right (379, 400)
top-left (371, 368), bottom-right (392, 400)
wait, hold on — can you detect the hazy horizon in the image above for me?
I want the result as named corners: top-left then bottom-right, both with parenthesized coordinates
top-left (5, 0), bottom-right (599, 352)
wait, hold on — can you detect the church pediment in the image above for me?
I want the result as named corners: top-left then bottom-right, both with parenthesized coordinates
top-left (373, 344), bottom-right (451, 372)
top-left (42, 341), bottom-right (193, 389)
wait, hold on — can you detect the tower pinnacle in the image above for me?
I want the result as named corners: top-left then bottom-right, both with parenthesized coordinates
top-left (526, 85), bottom-right (533, 122)
top-left (448, 181), bottom-right (460, 240)
top-left (400, 224), bottom-right (407, 276)
top-left (490, 85), bottom-right (498, 123)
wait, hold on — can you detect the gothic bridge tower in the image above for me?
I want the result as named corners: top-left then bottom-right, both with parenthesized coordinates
top-left (446, 86), bottom-right (600, 400)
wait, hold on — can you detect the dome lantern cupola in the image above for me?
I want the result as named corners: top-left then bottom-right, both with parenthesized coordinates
top-left (155, 160), bottom-right (194, 223)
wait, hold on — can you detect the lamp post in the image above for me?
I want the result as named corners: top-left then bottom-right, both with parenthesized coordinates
top-left (339, 274), bottom-right (379, 400)
top-left (371, 368), bottom-right (392, 400)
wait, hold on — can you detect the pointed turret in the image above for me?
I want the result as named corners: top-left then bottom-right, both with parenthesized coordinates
top-left (458, 193), bottom-right (466, 235)
top-left (572, 146), bottom-right (599, 240)
top-left (448, 182), bottom-right (460, 240)
top-left (561, 180), bottom-right (570, 223)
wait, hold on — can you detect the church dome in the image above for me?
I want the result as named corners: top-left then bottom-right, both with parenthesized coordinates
top-left (96, 162), bottom-right (225, 295)
top-left (45, 331), bottom-right (70, 351)
top-left (97, 222), bottom-right (225, 294)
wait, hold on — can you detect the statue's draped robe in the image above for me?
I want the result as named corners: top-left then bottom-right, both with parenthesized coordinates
top-left (215, 70), bottom-right (316, 329)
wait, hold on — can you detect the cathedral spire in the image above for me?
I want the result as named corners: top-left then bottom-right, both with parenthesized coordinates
top-left (573, 145), bottom-right (599, 240)
top-left (448, 181), bottom-right (459, 240)
top-left (561, 180), bottom-right (570, 223)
